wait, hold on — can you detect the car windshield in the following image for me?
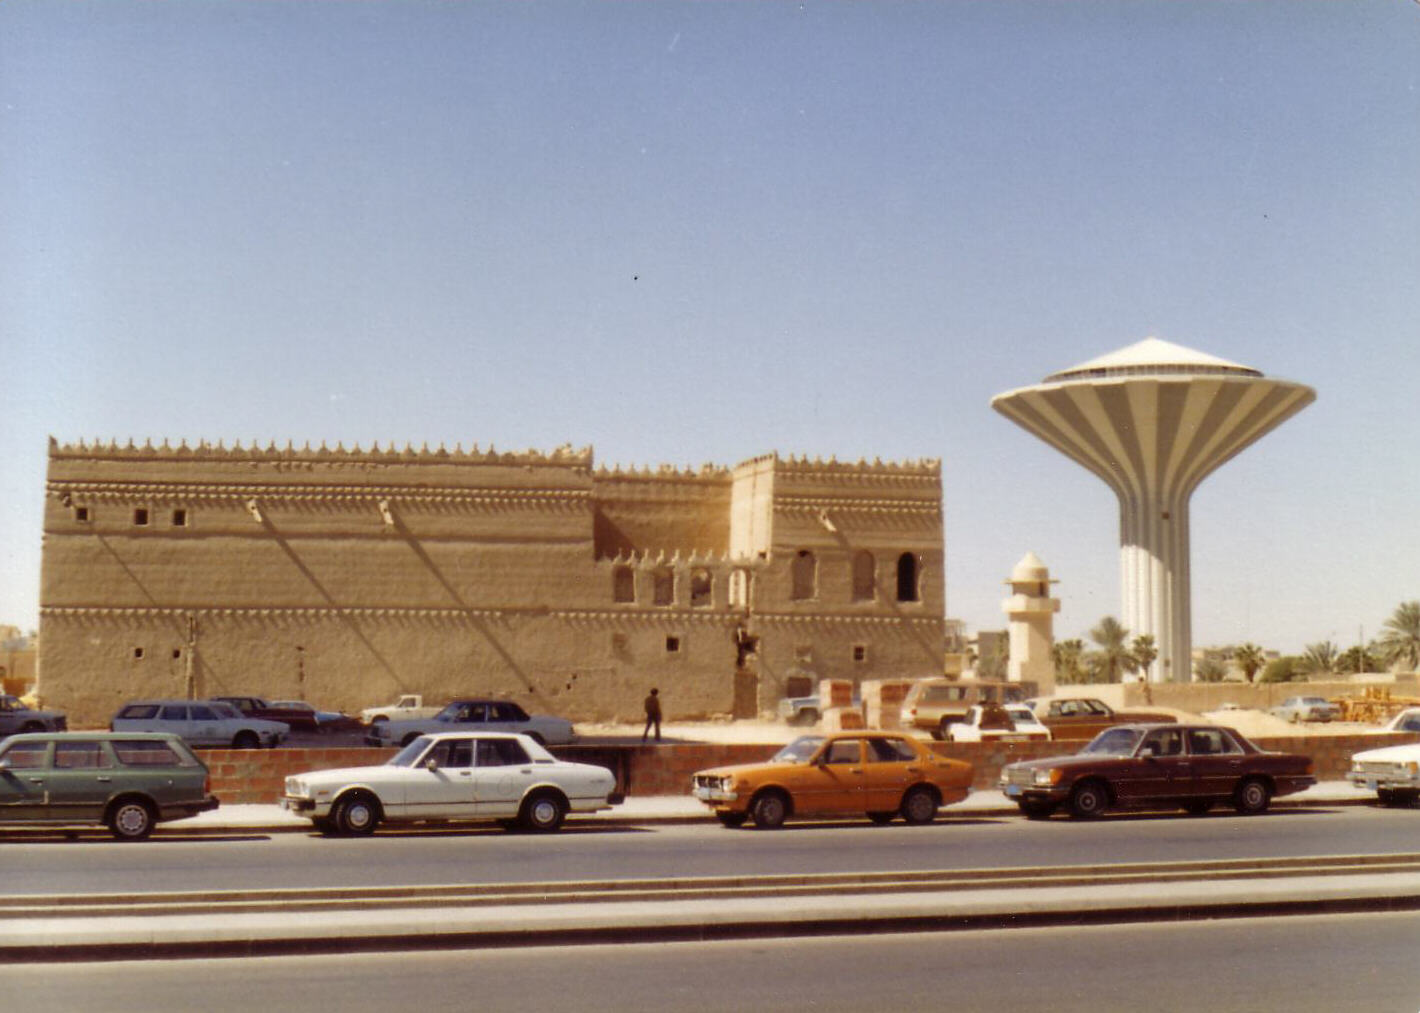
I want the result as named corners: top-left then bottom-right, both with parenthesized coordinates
top-left (771, 736), bottom-right (824, 763)
top-left (1080, 727), bottom-right (1145, 756)
top-left (388, 737), bottom-right (433, 767)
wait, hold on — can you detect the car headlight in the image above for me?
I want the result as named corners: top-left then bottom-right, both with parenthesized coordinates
top-left (1034, 768), bottom-right (1063, 787)
top-left (285, 777), bottom-right (306, 796)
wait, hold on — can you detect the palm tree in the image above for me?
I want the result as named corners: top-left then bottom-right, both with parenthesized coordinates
top-left (1377, 601), bottom-right (1420, 672)
top-left (1337, 643), bottom-right (1380, 675)
top-left (1130, 634), bottom-right (1158, 677)
top-left (1299, 641), bottom-right (1339, 676)
top-left (1233, 643), bottom-right (1266, 683)
top-left (1052, 639), bottom-right (1086, 684)
top-left (1087, 617), bottom-right (1137, 684)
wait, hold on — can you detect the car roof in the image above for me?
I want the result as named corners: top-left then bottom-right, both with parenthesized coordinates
top-left (415, 730), bottom-right (530, 741)
top-left (2, 731), bottom-right (185, 743)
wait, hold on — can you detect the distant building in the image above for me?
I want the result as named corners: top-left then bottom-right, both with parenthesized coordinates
top-left (1002, 552), bottom-right (1060, 692)
top-left (39, 439), bottom-right (948, 726)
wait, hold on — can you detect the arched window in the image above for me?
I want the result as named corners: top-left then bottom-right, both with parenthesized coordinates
top-left (653, 568), bottom-right (675, 607)
top-left (690, 568), bottom-right (712, 607)
top-left (896, 552), bottom-right (920, 602)
top-left (612, 566), bottom-right (636, 603)
top-left (791, 550), bottom-right (817, 601)
top-left (852, 551), bottom-right (876, 601)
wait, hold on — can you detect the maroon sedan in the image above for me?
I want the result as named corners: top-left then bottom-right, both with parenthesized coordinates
top-left (999, 723), bottom-right (1315, 820)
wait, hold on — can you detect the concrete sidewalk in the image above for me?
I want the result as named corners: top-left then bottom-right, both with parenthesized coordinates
top-left (167, 781), bottom-right (1378, 833)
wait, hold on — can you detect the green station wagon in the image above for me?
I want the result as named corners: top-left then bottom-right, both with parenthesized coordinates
top-left (0, 731), bottom-right (219, 839)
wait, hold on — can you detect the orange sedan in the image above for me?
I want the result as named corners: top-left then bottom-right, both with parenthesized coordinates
top-left (690, 732), bottom-right (973, 829)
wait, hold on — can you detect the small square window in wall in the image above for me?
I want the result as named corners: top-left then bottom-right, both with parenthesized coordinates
top-left (74, 506), bottom-right (90, 522)
top-left (172, 509), bottom-right (188, 527)
top-left (665, 636), bottom-right (681, 653)
top-left (853, 644), bottom-right (868, 663)
top-left (133, 508), bottom-right (149, 526)
top-left (133, 647), bottom-right (145, 660)
top-left (172, 648), bottom-right (182, 659)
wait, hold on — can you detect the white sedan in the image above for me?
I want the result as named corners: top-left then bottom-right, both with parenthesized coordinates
top-left (947, 703), bottom-right (1052, 743)
top-left (1349, 711), bottom-right (1420, 807)
top-left (282, 732), bottom-right (621, 835)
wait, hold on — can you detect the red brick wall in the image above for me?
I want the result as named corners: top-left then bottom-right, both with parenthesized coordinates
top-left (200, 733), bottom-right (1420, 804)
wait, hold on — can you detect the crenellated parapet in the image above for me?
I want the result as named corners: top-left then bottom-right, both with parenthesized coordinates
top-left (48, 436), bottom-right (595, 470)
top-left (596, 547), bottom-right (761, 569)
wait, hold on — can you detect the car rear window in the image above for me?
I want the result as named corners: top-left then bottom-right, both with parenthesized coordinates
top-left (119, 704), bottom-right (160, 719)
top-left (476, 738), bottom-right (531, 767)
top-left (113, 740), bottom-right (193, 767)
top-left (867, 738), bottom-right (916, 762)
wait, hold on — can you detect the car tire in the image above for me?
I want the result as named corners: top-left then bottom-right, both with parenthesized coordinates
top-left (519, 791), bottom-right (567, 833)
top-left (333, 792), bottom-right (381, 835)
top-left (232, 730), bottom-right (259, 749)
top-left (749, 791), bottom-right (789, 830)
top-left (311, 816), bottom-right (338, 836)
top-left (900, 785), bottom-right (939, 825)
top-left (1233, 778), bottom-right (1272, 815)
top-left (1069, 781), bottom-right (1109, 819)
top-left (867, 811), bottom-right (896, 825)
top-left (716, 811), bottom-right (749, 828)
top-left (107, 798), bottom-right (156, 841)
top-left (934, 718), bottom-right (952, 742)
top-left (1018, 800), bottom-right (1056, 820)
top-left (1182, 800), bottom-right (1213, 816)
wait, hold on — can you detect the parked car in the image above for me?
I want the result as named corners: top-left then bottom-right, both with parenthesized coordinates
top-left (1349, 718), bottom-right (1420, 806)
top-left (281, 731), bottom-right (620, 835)
top-left (1379, 707), bottom-right (1420, 734)
top-left (213, 696), bottom-right (357, 733)
top-left (999, 724), bottom-right (1315, 820)
top-left (1021, 697), bottom-right (1177, 739)
top-left (360, 694), bottom-right (444, 724)
top-left (110, 700), bottom-right (289, 749)
top-left (900, 678), bottom-right (1036, 740)
top-left (0, 731), bottom-right (218, 839)
top-left (1271, 696), bottom-right (1340, 723)
top-left (690, 731), bottom-right (974, 829)
top-left (0, 694), bottom-right (67, 735)
top-left (365, 699), bottom-right (575, 748)
top-left (776, 691), bottom-right (862, 726)
top-left (947, 702), bottom-right (1051, 743)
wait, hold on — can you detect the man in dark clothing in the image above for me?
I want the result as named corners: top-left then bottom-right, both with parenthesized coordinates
top-left (642, 687), bottom-right (662, 743)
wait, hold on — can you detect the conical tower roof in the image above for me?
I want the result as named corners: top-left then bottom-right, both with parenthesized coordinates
top-left (1044, 337), bottom-right (1261, 383)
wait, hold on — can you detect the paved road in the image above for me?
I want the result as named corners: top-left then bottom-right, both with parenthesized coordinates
top-left (3, 803), bottom-right (1414, 895)
top-left (5, 910), bottom-right (1418, 1011)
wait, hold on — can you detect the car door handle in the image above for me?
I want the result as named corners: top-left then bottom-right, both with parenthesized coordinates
top-left (25, 778), bottom-right (43, 784)
top-left (96, 776), bottom-right (112, 783)
top-left (850, 768), bottom-right (864, 774)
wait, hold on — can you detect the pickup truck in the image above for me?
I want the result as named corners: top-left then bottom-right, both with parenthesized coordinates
top-left (0, 694), bottom-right (67, 735)
top-left (360, 694), bottom-right (444, 725)
top-left (212, 696), bottom-right (342, 733)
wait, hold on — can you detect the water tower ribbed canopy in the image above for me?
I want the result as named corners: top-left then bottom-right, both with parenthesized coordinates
top-left (991, 337), bottom-right (1314, 683)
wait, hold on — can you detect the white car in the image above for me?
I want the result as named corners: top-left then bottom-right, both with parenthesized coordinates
top-left (365, 698), bottom-right (575, 748)
top-left (282, 731), bottom-right (620, 834)
top-left (1349, 709), bottom-right (1420, 807)
top-left (947, 703), bottom-right (1052, 743)
top-left (110, 699), bottom-right (289, 749)
top-left (1271, 696), bottom-right (1339, 723)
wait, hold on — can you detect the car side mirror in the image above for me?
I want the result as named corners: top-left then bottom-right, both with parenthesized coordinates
top-left (424, 759), bottom-right (439, 772)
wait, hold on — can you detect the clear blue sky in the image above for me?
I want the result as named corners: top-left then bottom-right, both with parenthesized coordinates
top-left (3, 1), bottom-right (1417, 656)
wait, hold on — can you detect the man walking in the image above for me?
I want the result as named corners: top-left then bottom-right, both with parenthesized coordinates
top-left (642, 687), bottom-right (662, 743)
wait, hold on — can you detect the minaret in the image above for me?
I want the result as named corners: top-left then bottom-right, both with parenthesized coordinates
top-left (991, 338), bottom-right (1314, 683)
top-left (1003, 552), bottom-right (1061, 693)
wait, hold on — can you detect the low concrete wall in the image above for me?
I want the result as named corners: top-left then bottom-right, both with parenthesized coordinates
top-left (200, 732), bottom-right (1420, 804)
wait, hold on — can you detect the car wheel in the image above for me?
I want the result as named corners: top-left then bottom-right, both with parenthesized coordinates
top-left (716, 811), bottom-right (749, 828)
top-left (1018, 800), bottom-right (1056, 820)
top-left (232, 730), bottom-right (260, 749)
top-left (866, 811), bottom-right (896, 825)
top-left (900, 785), bottom-right (939, 825)
top-left (1233, 778), bottom-right (1272, 815)
top-left (749, 791), bottom-right (788, 829)
top-left (1182, 800), bottom-right (1213, 816)
top-left (107, 798), bottom-right (156, 841)
top-left (1069, 781), bottom-right (1109, 819)
top-left (519, 791), bottom-right (566, 833)
top-left (333, 792), bottom-right (381, 835)
top-left (934, 718), bottom-right (951, 741)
